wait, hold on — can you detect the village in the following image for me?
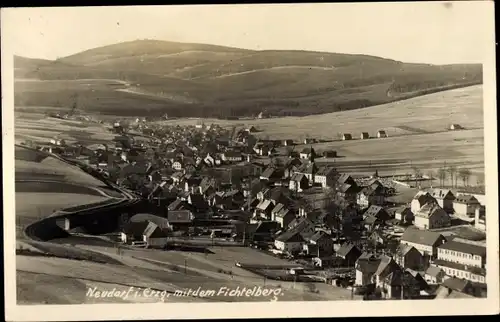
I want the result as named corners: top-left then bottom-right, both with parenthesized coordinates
top-left (22, 115), bottom-right (488, 301)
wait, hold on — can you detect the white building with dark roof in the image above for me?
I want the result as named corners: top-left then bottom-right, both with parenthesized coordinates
top-left (414, 202), bottom-right (451, 230)
top-left (453, 194), bottom-right (481, 218)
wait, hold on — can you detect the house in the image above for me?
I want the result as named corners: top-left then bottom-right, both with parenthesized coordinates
top-left (337, 173), bottom-right (357, 187)
top-left (453, 194), bottom-right (481, 217)
top-left (259, 167), bottom-right (282, 182)
top-left (424, 265), bottom-right (446, 284)
top-left (283, 139), bottom-right (294, 146)
top-left (120, 221), bottom-right (151, 244)
top-left (295, 162), bottom-right (318, 181)
top-left (394, 207), bottom-right (414, 225)
top-left (287, 217), bottom-right (316, 238)
top-left (167, 210), bottom-right (194, 230)
top-left (289, 173), bottom-right (309, 192)
top-left (474, 206), bottom-right (486, 231)
top-left (377, 130), bottom-right (388, 138)
top-left (435, 238), bottom-right (486, 284)
top-left (314, 166), bottom-right (337, 188)
top-left (254, 199), bottom-right (274, 220)
top-left (435, 277), bottom-right (477, 299)
top-left (303, 231), bottom-right (334, 256)
top-left (142, 221), bottom-right (169, 248)
top-left (204, 153), bottom-right (216, 167)
top-left (360, 132), bottom-right (370, 139)
top-left (429, 188), bottom-right (455, 213)
top-left (355, 253), bottom-right (381, 286)
top-left (403, 269), bottom-right (429, 297)
top-left (342, 133), bottom-right (352, 141)
top-left (187, 194), bottom-right (209, 213)
top-left (221, 151), bottom-right (243, 163)
top-left (337, 184), bottom-right (359, 203)
top-left (335, 243), bottom-right (362, 267)
top-left (172, 160), bottom-right (184, 171)
top-left (274, 230), bottom-right (306, 254)
top-left (394, 244), bottom-right (424, 270)
top-left (299, 147), bottom-right (316, 160)
top-left (410, 191), bottom-right (437, 214)
top-left (400, 228), bottom-right (446, 258)
top-left (414, 202), bottom-right (451, 230)
top-left (356, 185), bottom-right (385, 207)
top-left (322, 150), bottom-right (337, 158)
top-left (372, 256), bottom-right (403, 299)
top-left (363, 205), bottom-right (390, 224)
top-left (274, 207), bottom-right (295, 229)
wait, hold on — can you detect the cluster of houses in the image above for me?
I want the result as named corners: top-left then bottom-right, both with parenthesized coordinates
top-left (32, 118), bottom-right (487, 300)
top-left (395, 188), bottom-right (486, 231)
top-left (341, 130), bottom-right (388, 141)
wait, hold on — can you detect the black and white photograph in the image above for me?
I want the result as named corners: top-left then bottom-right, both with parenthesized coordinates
top-left (2, 2), bottom-right (499, 320)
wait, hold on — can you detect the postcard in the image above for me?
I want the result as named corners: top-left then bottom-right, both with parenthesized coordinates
top-left (2, 2), bottom-right (499, 321)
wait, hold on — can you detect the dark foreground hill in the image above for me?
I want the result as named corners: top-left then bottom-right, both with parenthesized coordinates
top-left (14, 39), bottom-right (483, 118)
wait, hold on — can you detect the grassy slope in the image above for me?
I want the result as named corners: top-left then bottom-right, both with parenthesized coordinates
top-left (13, 39), bottom-right (482, 117)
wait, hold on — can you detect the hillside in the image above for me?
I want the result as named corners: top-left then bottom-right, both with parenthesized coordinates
top-left (14, 39), bottom-right (483, 118)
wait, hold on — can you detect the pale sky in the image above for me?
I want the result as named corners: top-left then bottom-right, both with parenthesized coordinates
top-left (1, 2), bottom-right (495, 64)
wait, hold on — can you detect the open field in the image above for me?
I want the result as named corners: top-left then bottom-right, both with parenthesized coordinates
top-left (157, 85), bottom-right (485, 182)
top-left (156, 85), bottom-right (483, 136)
top-left (14, 113), bottom-right (116, 145)
top-left (15, 145), bottom-right (107, 187)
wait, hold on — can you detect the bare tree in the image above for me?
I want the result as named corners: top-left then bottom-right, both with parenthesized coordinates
top-left (450, 165), bottom-right (458, 188)
top-left (447, 166), bottom-right (457, 188)
top-left (411, 166), bottom-right (421, 188)
top-left (426, 170), bottom-right (436, 188)
top-left (458, 168), bottom-right (472, 187)
top-left (437, 168), bottom-right (447, 187)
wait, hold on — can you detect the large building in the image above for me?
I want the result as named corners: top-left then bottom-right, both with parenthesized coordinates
top-left (434, 238), bottom-right (486, 284)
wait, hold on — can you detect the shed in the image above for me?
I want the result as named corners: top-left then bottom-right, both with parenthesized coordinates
top-left (323, 150), bottom-right (337, 158)
top-left (377, 130), bottom-right (388, 138)
top-left (360, 132), bottom-right (370, 140)
top-left (342, 133), bottom-right (352, 141)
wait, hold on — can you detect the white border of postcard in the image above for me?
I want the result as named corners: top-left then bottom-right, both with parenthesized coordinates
top-left (2, 2), bottom-right (499, 320)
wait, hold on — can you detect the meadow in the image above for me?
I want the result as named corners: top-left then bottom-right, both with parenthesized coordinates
top-left (158, 85), bottom-right (485, 183)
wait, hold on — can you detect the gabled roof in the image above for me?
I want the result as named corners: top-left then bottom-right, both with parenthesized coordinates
top-left (122, 221), bottom-right (150, 235)
top-left (396, 244), bottom-right (416, 257)
top-left (425, 265), bottom-right (444, 278)
top-left (275, 230), bottom-right (305, 243)
top-left (441, 277), bottom-right (472, 293)
top-left (429, 188), bottom-right (455, 200)
top-left (400, 228), bottom-right (445, 246)
top-left (438, 239), bottom-right (486, 257)
top-left (290, 173), bottom-right (307, 182)
top-left (256, 199), bottom-right (273, 211)
top-left (168, 210), bottom-right (194, 223)
top-left (336, 243), bottom-right (360, 258)
top-left (454, 194), bottom-right (480, 205)
top-left (143, 221), bottom-right (168, 238)
top-left (415, 202), bottom-right (447, 219)
top-left (316, 166), bottom-right (336, 177)
top-left (374, 255), bottom-right (400, 279)
top-left (363, 205), bottom-right (388, 219)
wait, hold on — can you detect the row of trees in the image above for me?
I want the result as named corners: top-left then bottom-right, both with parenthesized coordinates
top-left (420, 165), bottom-right (473, 188)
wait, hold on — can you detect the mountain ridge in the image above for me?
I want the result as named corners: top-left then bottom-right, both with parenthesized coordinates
top-left (14, 39), bottom-right (483, 118)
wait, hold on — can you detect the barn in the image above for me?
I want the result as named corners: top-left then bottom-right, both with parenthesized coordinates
top-left (323, 150), bottom-right (338, 158)
top-left (377, 130), bottom-right (388, 138)
top-left (360, 132), bottom-right (370, 139)
top-left (449, 124), bottom-right (463, 130)
top-left (342, 133), bottom-right (352, 141)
